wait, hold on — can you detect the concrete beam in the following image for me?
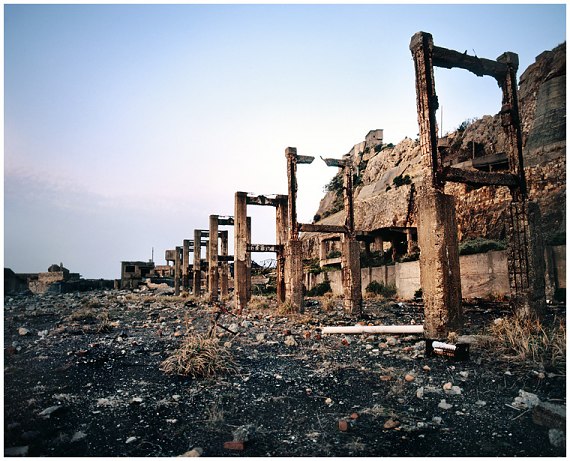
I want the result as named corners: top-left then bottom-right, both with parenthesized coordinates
top-left (247, 244), bottom-right (283, 253)
top-left (299, 223), bottom-right (347, 234)
top-left (442, 167), bottom-right (519, 188)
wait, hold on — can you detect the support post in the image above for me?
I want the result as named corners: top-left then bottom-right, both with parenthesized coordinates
top-left (220, 230), bottom-right (229, 298)
top-left (276, 195), bottom-right (288, 304)
top-left (285, 147), bottom-right (305, 311)
top-left (193, 229), bottom-right (202, 296)
top-left (342, 159), bottom-right (362, 314)
top-left (209, 215), bottom-right (219, 302)
top-left (246, 216), bottom-right (252, 302)
top-left (410, 31), bottom-right (463, 339)
top-left (174, 245), bottom-right (181, 296)
top-left (182, 239), bottom-right (190, 292)
top-left (234, 192), bottom-right (248, 313)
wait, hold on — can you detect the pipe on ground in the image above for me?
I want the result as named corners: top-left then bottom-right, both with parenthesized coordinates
top-left (321, 325), bottom-right (424, 335)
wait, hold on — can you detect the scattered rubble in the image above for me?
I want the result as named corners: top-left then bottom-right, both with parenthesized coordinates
top-left (3, 291), bottom-right (565, 456)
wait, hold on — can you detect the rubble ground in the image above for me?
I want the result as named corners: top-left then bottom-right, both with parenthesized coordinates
top-left (4, 290), bottom-right (566, 457)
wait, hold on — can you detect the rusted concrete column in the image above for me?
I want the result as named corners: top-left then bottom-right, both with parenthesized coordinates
top-left (507, 200), bottom-right (546, 317)
top-left (220, 230), bottom-right (229, 298)
top-left (411, 31), bottom-right (462, 338)
top-left (341, 234), bottom-right (362, 314)
top-left (417, 188), bottom-right (463, 338)
top-left (246, 216), bottom-right (252, 302)
top-left (234, 192), bottom-right (248, 312)
top-left (276, 195), bottom-right (288, 304)
top-left (208, 215), bottom-right (219, 302)
top-left (182, 239), bottom-right (190, 292)
top-left (174, 246), bottom-right (181, 296)
top-left (284, 240), bottom-right (304, 310)
top-left (342, 160), bottom-right (362, 314)
top-left (193, 229), bottom-right (202, 296)
top-left (285, 147), bottom-right (304, 311)
top-left (497, 52), bottom-right (546, 316)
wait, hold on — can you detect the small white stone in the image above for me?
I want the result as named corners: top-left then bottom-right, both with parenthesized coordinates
top-left (126, 436), bottom-right (137, 444)
top-left (438, 400), bottom-right (453, 410)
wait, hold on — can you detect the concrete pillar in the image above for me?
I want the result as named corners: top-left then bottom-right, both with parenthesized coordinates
top-left (411, 32), bottom-right (463, 339)
top-left (234, 192), bottom-right (248, 312)
top-left (174, 246), bottom-right (181, 296)
top-left (285, 147), bottom-right (304, 311)
top-left (246, 216), bottom-right (252, 302)
top-left (182, 239), bottom-right (190, 292)
top-left (276, 196), bottom-right (288, 304)
top-left (220, 230), bottom-right (229, 298)
top-left (507, 200), bottom-right (546, 317)
top-left (319, 239), bottom-right (327, 261)
top-left (406, 228), bottom-right (414, 254)
top-left (209, 215), bottom-right (219, 302)
top-left (284, 240), bottom-right (304, 311)
top-left (193, 229), bottom-right (201, 296)
top-left (341, 234), bottom-right (362, 314)
top-left (417, 188), bottom-right (463, 339)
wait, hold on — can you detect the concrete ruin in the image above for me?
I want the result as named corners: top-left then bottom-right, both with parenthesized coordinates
top-left (193, 230), bottom-right (209, 296)
top-left (234, 192), bottom-right (288, 312)
top-left (208, 216), bottom-right (234, 302)
top-left (286, 147), bottom-right (363, 314)
top-left (410, 31), bottom-right (546, 338)
top-left (120, 261), bottom-right (155, 289)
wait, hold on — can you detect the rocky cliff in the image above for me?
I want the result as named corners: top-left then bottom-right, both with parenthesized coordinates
top-left (306, 42), bottom-right (565, 257)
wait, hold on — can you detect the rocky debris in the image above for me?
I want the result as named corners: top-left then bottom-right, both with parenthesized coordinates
top-left (284, 335), bottom-right (297, 347)
top-left (512, 390), bottom-right (541, 410)
top-left (532, 401), bottom-right (566, 431)
top-left (548, 429), bottom-right (565, 449)
top-left (125, 436), bottom-right (137, 444)
top-left (38, 405), bottom-right (65, 418)
top-left (438, 400), bottom-right (453, 410)
top-left (3, 291), bottom-right (566, 457)
top-left (18, 327), bottom-right (30, 336)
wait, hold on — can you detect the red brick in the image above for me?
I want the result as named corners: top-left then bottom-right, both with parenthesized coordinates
top-left (338, 419), bottom-right (349, 432)
top-left (350, 412), bottom-right (359, 420)
top-left (223, 441), bottom-right (245, 451)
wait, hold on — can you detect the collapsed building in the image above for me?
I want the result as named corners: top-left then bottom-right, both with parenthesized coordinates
top-left (5, 263), bottom-right (114, 295)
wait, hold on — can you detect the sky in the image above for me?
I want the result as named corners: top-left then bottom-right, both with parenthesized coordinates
top-left (4, 3), bottom-right (566, 280)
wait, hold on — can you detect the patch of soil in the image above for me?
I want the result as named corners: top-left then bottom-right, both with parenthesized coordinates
top-left (4, 291), bottom-right (566, 456)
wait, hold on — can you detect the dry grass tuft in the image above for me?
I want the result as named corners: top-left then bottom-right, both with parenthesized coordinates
top-left (321, 293), bottom-right (338, 311)
top-left (249, 295), bottom-right (271, 311)
top-left (490, 314), bottom-right (566, 371)
top-left (68, 307), bottom-right (97, 321)
top-left (160, 334), bottom-right (236, 378)
top-left (277, 300), bottom-right (297, 315)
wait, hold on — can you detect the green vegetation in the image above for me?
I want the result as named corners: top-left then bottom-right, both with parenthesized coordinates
top-left (459, 238), bottom-right (507, 255)
top-left (393, 174), bottom-right (412, 188)
top-left (365, 281), bottom-right (397, 298)
top-left (307, 280), bottom-right (332, 297)
top-left (326, 250), bottom-right (341, 259)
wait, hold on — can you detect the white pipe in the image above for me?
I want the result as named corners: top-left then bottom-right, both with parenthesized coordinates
top-left (321, 325), bottom-right (424, 335)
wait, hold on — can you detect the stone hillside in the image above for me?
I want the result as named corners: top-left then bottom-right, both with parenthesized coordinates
top-left (307, 42), bottom-right (565, 256)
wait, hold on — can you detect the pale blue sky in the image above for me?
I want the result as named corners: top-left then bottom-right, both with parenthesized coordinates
top-left (4, 4), bottom-right (566, 279)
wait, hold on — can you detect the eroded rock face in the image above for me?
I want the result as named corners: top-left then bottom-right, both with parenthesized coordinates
top-left (308, 42), bottom-right (565, 253)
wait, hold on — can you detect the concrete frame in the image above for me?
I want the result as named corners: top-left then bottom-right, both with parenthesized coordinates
top-left (208, 216), bottom-right (234, 302)
top-left (234, 192), bottom-right (288, 313)
top-left (192, 229), bottom-right (209, 296)
top-left (410, 31), bottom-right (546, 338)
top-left (285, 147), bottom-right (362, 314)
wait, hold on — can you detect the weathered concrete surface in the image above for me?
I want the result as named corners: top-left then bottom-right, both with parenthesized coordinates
top-left (507, 200), bottom-right (546, 316)
top-left (234, 192), bottom-right (249, 312)
top-left (417, 189), bottom-right (463, 338)
top-left (284, 240), bottom-right (304, 311)
top-left (340, 236), bottom-right (362, 313)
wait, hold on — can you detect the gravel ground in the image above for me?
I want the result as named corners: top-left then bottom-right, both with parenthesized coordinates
top-left (3, 289), bottom-right (566, 457)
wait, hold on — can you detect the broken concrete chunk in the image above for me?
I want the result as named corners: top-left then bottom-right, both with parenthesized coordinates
top-left (532, 401), bottom-right (566, 430)
top-left (178, 447), bottom-right (203, 457)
